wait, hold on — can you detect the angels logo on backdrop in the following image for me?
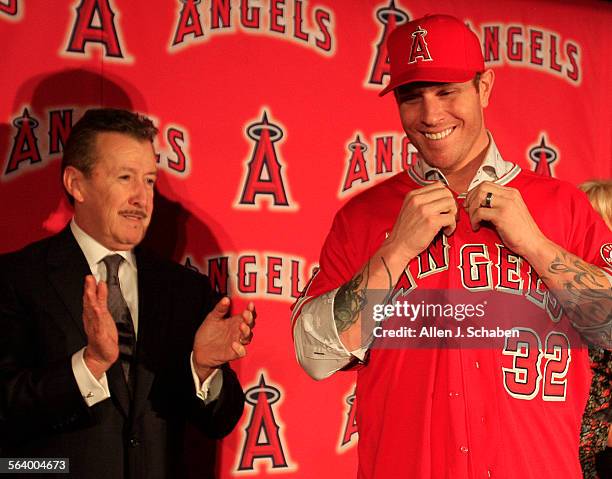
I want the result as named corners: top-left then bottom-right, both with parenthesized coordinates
top-left (365, 0), bottom-right (410, 88)
top-left (480, 22), bottom-right (581, 84)
top-left (3, 108), bottom-right (73, 177)
top-left (337, 387), bottom-right (358, 452)
top-left (236, 372), bottom-right (295, 473)
top-left (5, 109), bottom-right (42, 175)
top-left (340, 131), bottom-right (418, 198)
top-left (0, 0), bottom-right (18, 18)
top-left (185, 254), bottom-right (316, 301)
top-left (64, 0), bottom-right (131, 60)
top-left (342, 135), bottom-right (369, 193)
top-left (170, 0), bottom-right (334, 56)
top-left (236, 110), bottom-right (296, 210)
top-left (528, 133), bottom-right (558, 177)
top-left (3, 107), bottom-right (189, 179)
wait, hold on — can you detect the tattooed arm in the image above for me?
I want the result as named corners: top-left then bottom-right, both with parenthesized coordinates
top-left (525, 242), bottom-right (611, 349)
top-left (291, 236), bottom-right (416, 380)
top-left (333, 253), bottom-right (416, 352)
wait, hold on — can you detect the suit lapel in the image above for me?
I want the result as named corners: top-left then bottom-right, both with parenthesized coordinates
top-left (47, 226), bottom-right (130, 417)
top-left (46, 226), bottom-right (91, 341)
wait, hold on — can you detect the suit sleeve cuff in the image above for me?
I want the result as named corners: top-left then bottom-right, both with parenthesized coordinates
top-left (190, 352), bottom-right (223, 404)
top-left (71, 347), bottom-right (111, 407)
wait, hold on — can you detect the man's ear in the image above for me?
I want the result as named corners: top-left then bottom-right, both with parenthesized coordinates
top-left (63, 166), bottom-right (86, 203)
top-left (479, 69), bottom-right (495, 108)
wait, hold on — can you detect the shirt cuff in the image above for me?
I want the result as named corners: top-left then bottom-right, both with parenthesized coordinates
top-left (299, 288), bottom-right (368, 360)
top-left (71, 347), bottom-right (111, 407)
top-left (190, 352), bottom-right (223, 404)
top-left (293, 288), bottom-right (368, 380)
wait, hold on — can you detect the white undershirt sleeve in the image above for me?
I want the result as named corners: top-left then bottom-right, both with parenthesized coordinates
top-left (190, 353), bottom-right (223, 404)
top-left (71, 347), bottom-right (111, 407)
top-left (292, 288), bottom-right (368, 380)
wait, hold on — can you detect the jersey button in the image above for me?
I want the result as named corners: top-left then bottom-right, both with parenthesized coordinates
top-left (459, 446), bottom-right (469, 454)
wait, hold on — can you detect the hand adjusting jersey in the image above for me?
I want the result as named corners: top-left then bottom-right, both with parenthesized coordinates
top-left (291, 137), bottom-right (612, 479)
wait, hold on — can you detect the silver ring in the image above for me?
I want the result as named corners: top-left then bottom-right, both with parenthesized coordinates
top-left (483, 192), bottom-right (493, 208)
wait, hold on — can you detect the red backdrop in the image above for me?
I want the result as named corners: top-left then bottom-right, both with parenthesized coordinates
top-left (1, 1), bottom-right (611, 477)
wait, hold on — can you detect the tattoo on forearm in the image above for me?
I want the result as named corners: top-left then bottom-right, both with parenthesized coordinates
top-left (545, 250), bottom-right (611, 347)
top-left (548, 251), bottom-right (608, 289)
top-left (334, 261), bottom-right (370, 333)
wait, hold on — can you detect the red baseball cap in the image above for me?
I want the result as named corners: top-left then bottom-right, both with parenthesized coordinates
top-left (379, 14), bottom-right (484, 96)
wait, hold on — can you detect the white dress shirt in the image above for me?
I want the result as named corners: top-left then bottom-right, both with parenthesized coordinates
top-left (69, 219), bottom-right (222, 406)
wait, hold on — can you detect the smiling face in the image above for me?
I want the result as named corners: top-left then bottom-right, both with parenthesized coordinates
top-left (395, 70), bottom-right (494, 175)
top-left (66, 131), bottom-right (157, 251)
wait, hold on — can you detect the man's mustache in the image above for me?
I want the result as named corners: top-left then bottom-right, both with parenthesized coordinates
top-left (119, 209), bottom-right (148, 219)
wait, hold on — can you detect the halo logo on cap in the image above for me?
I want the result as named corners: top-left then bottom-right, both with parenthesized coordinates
top-left (408, 26), bottom-right (432, 64)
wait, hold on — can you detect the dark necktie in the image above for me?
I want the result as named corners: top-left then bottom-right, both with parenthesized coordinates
top-left (102, 254), bottom-right (135, 385)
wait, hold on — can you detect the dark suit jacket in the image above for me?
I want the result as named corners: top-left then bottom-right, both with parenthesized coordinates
top-left (0, 227), bottom-right (245, 478)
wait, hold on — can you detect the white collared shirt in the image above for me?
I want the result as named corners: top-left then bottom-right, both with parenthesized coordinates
top-left (69, 219), bottom-right (221, 406)
top-left (410, 132), bottom-right (515, 193)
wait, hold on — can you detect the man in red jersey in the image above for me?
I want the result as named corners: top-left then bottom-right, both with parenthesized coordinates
top-left (291, 14), bottom-right (612, 479)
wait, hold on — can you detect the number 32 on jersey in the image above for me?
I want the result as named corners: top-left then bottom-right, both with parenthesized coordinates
top-left (502, 328), bottom-right (571, 401)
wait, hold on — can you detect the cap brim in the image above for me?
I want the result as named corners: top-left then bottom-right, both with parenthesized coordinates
top-left (379, 68), bottom-right (479, 97)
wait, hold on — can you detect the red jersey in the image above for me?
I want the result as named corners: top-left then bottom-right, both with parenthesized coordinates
top-left (294, 166), bottom-right (612, 479)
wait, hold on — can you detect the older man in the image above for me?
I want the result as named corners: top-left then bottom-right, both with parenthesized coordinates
top-left (292, 14), bottom-right (612, 479)
top-left (0, 108), bottom-right (253, 478)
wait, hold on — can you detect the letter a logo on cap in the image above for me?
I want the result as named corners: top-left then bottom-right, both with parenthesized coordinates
top-left (407, 26), bottom-right (432, 64)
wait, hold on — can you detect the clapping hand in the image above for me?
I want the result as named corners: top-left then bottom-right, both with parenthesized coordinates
top-left (192, 297), bottom-right (256, 381)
